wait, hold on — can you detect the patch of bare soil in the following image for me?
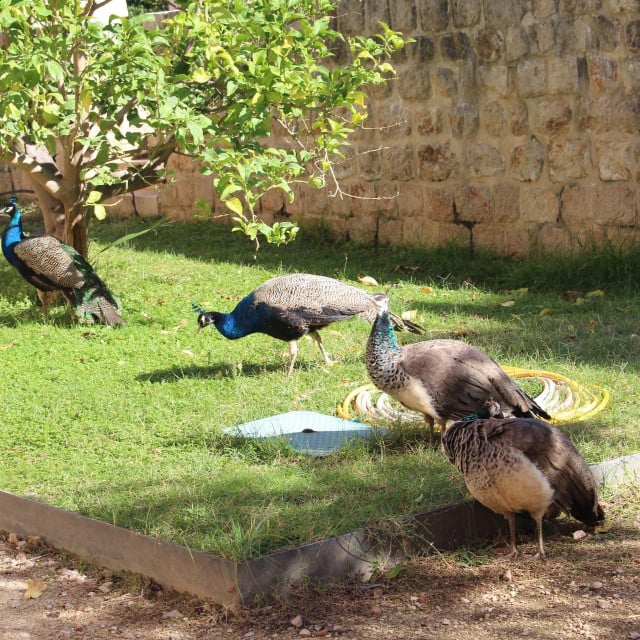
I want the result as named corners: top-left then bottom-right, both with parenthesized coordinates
top-left (1, 502), bottom-right (639, 640)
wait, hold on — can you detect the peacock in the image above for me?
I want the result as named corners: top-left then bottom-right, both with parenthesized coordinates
top-left (442, 402), bottom-right (605, 558)
top-left (195, 273), bottom-right (424, 376)
top-left (1, 196), bottom-right (124, 326)
top-left (365, 294), bottom-right (550, 443)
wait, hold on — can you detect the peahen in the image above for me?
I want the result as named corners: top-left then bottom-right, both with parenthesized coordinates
top-left (442, 402), bottom-right (605, 558)
top-left (1, 196), bottom-right (124, 326)
top-left (195, 273), bottom-right (424, 376)
top-left (365, 294), bottom-right (550, 443)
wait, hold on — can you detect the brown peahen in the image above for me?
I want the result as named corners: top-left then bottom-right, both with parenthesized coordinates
top-left (442, 402), bottom-right (605, 558)
top-left (195, 273), bottom-right (424, 375)
top-left (365, 294), bottom-right (550, 443)
top-left (1, 196), bottom-right (124, 326)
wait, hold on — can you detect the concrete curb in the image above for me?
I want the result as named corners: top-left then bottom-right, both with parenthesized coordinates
top-left (1, 453), bottom-right (638, 607)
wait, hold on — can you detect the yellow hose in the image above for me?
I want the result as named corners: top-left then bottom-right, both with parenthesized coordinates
top-left (338, 367), bottom-right (610, 426)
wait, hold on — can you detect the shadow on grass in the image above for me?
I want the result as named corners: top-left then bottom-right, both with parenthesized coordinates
top-left (137, 360), bottom-right (287, 382)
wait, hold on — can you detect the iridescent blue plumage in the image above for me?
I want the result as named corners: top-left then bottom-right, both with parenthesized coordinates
top-left (1, 196), bottom-right (124, 325)
top-left (196, 273), bottom-right (424, 375)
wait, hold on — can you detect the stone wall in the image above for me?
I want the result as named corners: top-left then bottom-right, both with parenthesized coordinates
top-left (2, 0), bottom-right (639, 256)
top-left (267, 0), bottom-right (640, 255)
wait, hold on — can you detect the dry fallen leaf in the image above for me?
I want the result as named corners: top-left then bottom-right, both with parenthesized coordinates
top-left (421, 286), bottom-right (434, 294)
top-left (586, 289), bottom-right (605, 298)
top-left (357, 275), bottom-right (379, 286)
top-left (500, 300), bottom-right (516, 307)
top-left (401, 309), bottom-right (419, 321)
top-left (24, 579), bottom-right (47, 599)
top-left (540, 308), bottom-right (554, 316)
top-left (595, 520), bottom-right (613, 534)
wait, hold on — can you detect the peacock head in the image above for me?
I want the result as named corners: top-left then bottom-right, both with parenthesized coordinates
top-left (1, 196), bottom-right (18, 216)
top-left (196, 310), bottom-right (225, 332)
top-left (370, 293), bottom-right (390, 314)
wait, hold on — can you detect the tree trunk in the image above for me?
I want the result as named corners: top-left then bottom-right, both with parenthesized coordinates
top-left (31, 181), bottom-right (88, 258)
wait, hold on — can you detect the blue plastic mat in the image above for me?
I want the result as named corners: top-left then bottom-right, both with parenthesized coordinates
top-left (224, 410), bottom-right (388, 456)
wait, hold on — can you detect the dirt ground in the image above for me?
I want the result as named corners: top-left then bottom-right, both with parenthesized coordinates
top-left (2, 489), bottom-right (639, 640)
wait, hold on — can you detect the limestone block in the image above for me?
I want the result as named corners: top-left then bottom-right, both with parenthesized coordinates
top-left (452, 0), bottom-right (481, 27)
top-left (511, 140), bottom-right (545, 181)
top-left (576, 96), bottom-right (612, 133)
top-left (384, 145), bottom-right (416, 181)
top-left (548, 139), bottom-right (590, 181)
top-left (615, 96), bottom-right (640, 133)
top-left (346, 213), bottom-right (377, 244)
top-left (478, 64), bottom-right (511, 97)
top-left (400, 216), bottom-right (430, 247)
top-left (592, 183), bottom-right (637, 225)
top-left (466, 144), bottom-right (506, 177)
top-left (520, 185), bottom-right (561, 223)
top-left (554, 15), bottom-right (583, 52)
top-left (389, 0), bottom-right (418, 31)
top-left (336, 0), bottom-right (365, 35)
top-left (399, 67), bottom-right (432, 101)
top-left (441, 32), bottom-right (472, 61)
top-left (418, 0), bottom-right (449, 33)
top-left (472, 223), bottom-right (511, 256)
top-left (424, 185), bottom-right (455, 222)
top-left (450, 103), bottom-right (480, 138)
top-left (588, 15), bottom-right (621, 51)
top-left (435, 67), bottom-right (459, 98)
top-left (394, 182), bottom-right (426, 217)
top-left (532, 98), bottom-right (572, 137)
top-left (533, 0), bottom-right (559, 18)
top-left (359, 147), bottom-right (383, 181)
top-left (509, 102), bottom-right (530, 135)
top-left (415, 105), bottom-right (444, 136)
top-left (332, 147), bottom-right (358, 181)
top-left (454, 184), bottom-right (494, 223)
top-left (560, 184), bottom-right (594, 226)
top-left (547, 55), bottom-right (580, 93)
top-left (378, 217), bottom-right (404, 246)
top-left (527, 19), bottom-right (555, 55)
top-left (492, 181), bottom-right (521, 222)
top-left (288, 183), bottom-right (330, 218)
top-left (587, 53), bottom-right (619, 93)
top-left (133, 188), bottom-right (160, 218)
top-left (105, 193), bottom-right (134, 219)
top-left (365, 0), bottom-right (390, 33)
top-left (626, 20), bottom-right (640, 52)
top-left (537, 225), bottom-right (573, 253)
top-left (606, 226), bottom-right (640, 247)
top-left (485, 0), bottom-right (526, 27)
top-left (406, 36), bottom-right (436, 63)
top-left (475, 29), bottom-right (504, 62)
top-left (482, 100), bottom-right (507, 137)
top-left (622, 55), bottom-right (640, 94)
top-left (506, 26), bottom-right (529, 62)
top-left (418, 143), bottom-right (458, 181)
top-left (609, 0), bottom-right (640, 12)
top-left (376, 101), bottom-right (412, 138)
top-left (596, 140), bottom-right (633, 181)
top-left (516, 59), bottom-right (547, 97)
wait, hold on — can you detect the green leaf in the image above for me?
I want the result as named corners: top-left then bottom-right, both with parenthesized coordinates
top-left (224, 197), bottom-right (244, 216)
top-left (93, 204), bottom-right (106, 220)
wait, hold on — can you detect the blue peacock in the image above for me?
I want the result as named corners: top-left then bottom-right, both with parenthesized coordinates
top-left (365, 294), bottom-right (550, 443)
top-left (1, 196), bottom-right (124, 326)
top-left (442, 401), bottom-right (605, 558)
top-left (195, 273), bottom-right (424, 375)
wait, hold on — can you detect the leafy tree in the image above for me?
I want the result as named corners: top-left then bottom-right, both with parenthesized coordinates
top-left (0, 0), bottom-right (406, 255)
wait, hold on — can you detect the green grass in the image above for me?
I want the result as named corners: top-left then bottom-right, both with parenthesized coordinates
top-left (1, 215), bottom-right (639, 560)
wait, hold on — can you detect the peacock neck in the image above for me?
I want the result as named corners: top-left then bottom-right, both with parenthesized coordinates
top-left (366, 310), bottom-right (405, 389)
top-left (2, 207), bottom-right (24, 258)
top-left (215, 311), bottom-right (254, 340)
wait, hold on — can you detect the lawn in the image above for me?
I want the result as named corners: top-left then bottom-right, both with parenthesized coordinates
top-left (1, 213), bottom-right (638, 559)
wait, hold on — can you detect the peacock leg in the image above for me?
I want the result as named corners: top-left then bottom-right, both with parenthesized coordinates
top-left (309, 331), bottom-right (336, 367)
top-left (505, 513), bottom-right (519, 558)
top-left (286, 340), bottom-right (298, 377)
top-left (36, 290), bottom-right (49, 320)
top-left (531, 515), bottom-right (546, 560)
top-left (424, 415), bottom-right (435, 446)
